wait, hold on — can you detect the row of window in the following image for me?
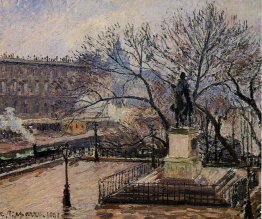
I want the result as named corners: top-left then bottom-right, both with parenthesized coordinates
top-left (0, 82), bottom-right (77, 95)
top-left (0, 81), bottom-right (71, 95)
top-left (0, 81), bottom-right (46, 94)
top-left (8, 101), bottom-right (49, 114)
top-left (0, 100), bottom-right (64, 115)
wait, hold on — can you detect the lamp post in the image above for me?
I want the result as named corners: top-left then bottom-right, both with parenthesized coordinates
top-left (93, 122), bottom-right (99, 162)
top-left (204, 103), bottom-right (210, 164)
top-left (214, 109), bottom-right (220, 163)
top-left (62, 143), bottom-right (71, 208)
top-left (239, 111), bottom-right (254, 218)
top-left (151, 129), bottom-right (156, 168)
top-left (244, 157), bottom-right (254, 219)
top-left (240, 115), bottom-right (245, 159)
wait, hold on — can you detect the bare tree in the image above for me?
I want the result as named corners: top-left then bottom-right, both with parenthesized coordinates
top-left (238, 105), bottom-right (261, 155)
top-left (73, 2), bottom-right (261, 162)
top-left (151, 2), bottom-right (261, 162)
top-left (74, 23), bottom-right (172, 150)
top-left (100, 116), bottom-right (165, 151)
top-left (224, 57), bottom-right (261, 124)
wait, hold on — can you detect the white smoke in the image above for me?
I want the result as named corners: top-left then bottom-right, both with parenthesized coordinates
top-left (0, 107), bottom-right (35, 143)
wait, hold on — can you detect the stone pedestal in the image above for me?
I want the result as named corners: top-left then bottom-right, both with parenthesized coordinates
top-left (164, 127), bottom-right (202, 179)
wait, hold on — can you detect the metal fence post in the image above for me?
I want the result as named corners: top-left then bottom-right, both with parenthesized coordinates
top-left (137, 183), bottom-right (140, 202)
top-left (200, 184), bottom-right (203, 204)
top-left (132, 184), bottom-right (135, 201)
top-left (213, 185), bottom-right (216, 204)
top-left (173, 184), bottom-right (176, 202)
top-left (184, 182), bottom-right (186, 201)
top-left (166, 183), bottom-right (169, 203)
top-left (162, 183), bottom-right (164, 202)
top-left (148, 182), bottom-right (150, 202)
top-left (98, 180), bottom-right (101, 204)
top-left (143, 182), bottom-right (145, 203)
top-left (157, 183), bottom-right (159, 202)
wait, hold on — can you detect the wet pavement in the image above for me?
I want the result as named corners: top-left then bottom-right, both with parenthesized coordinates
top-left (95, 204), bottom-right (241, 219)
top-left (0, 161), bottom-right (241, 219)
top-left (0, 161), bottom-right (136, 218)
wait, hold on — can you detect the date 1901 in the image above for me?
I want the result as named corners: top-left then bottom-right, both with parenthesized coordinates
top-left (0, 210), bottom-right (61, 218)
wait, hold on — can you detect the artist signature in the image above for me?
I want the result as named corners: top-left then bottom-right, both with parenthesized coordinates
top-left (0, 210), bottom-right (61, 218)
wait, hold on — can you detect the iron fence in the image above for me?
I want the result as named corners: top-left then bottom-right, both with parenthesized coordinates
top-left (98, 167), bottom-right (259, 207)
top-left (98, 147), bottom-right (166, 159)
top-left (0, 153), bottom-right (63, 174)
top-left (98, 162), bottom-right (154, 203)
top-left (203, 155), bottom-right (261, 169)
top-left (217, 169), bottom-right (259, 207)
top-left (105, 182), bottom-right (226, 206)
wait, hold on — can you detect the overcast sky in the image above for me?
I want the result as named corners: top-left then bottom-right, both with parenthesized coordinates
top-left (0, 0), bottom-right (261, 58)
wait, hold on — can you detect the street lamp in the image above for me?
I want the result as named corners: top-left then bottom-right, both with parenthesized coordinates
top-left (62, 143), bottom-right (71, 208)
top-left (244, 158), bottom-right (254, 219)
top-left (214, 109), bottom-right (220, 163)
top-left (151, 129), bottom-right (156, 168)
top-left (93, 122), bottom-right (99, 162)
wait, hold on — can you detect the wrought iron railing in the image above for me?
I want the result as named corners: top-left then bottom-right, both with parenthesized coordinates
top-left (203, 154), bottom-right (261, 168)
top-left (106, 182), bottom-right (224, 206)
top-left (98, 167), bottom-right (259, 206)
top-left (98, 147), bottom-right (166, 159)
top-left (98, 162), bottom-right (154, 203)
top-left (217, 169), bottom-right (259, 207)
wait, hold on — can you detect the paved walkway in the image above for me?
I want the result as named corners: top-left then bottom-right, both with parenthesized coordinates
top-left (95, 204), bottom-right (241, 219)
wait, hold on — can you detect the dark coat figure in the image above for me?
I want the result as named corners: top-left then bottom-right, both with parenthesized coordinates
top-left (171, 72), bottom-right (193, 127)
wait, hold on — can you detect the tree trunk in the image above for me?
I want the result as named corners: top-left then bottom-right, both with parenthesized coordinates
top-left (195, 103), bottom-right (239, 163)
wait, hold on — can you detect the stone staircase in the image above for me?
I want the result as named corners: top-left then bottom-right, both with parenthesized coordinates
top-left (195, 167), bottom-right (247, 205)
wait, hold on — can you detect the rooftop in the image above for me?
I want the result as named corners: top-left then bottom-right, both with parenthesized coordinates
top-left (0, 54), bottom-right (88, 69)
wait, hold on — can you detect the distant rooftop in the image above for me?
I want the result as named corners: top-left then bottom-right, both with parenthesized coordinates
top-left (0, 53), bottom-right (88, 68)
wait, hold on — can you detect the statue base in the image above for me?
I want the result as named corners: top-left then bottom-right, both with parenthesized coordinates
top-left (164, 156), bottom-right (202, 179)
top-left (164, 127), bottom-right (202, 179)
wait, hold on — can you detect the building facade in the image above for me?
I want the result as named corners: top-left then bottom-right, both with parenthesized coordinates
top-left (0, 57), bottom-right (90, 119)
